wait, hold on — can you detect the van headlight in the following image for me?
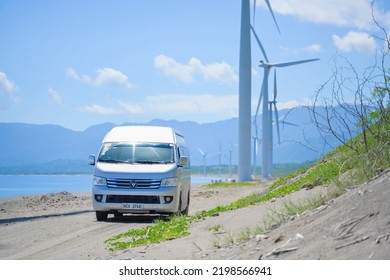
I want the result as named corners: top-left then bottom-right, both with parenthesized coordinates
top-left (161, 177), bottom-right (178, 187)
top-left (93, 176), bottom-right (107, 186)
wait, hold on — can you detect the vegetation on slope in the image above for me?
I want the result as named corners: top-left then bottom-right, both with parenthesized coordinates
top-left (105, 110), bottom-right (389, 251)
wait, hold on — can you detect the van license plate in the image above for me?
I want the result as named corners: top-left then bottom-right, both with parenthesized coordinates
top-left (122, 203), bottom-right (143, 210)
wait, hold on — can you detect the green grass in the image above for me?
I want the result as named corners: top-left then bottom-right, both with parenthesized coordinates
top-left (105, 215), bottom-right (191, 250)
top-left (205, 181), bottom-right (257, 189)
top-left (208, 224), bottom-right (224, 232)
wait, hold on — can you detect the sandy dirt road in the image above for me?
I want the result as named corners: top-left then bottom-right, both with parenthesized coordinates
top-left (0, 183), bottom-right (267, 260)
top-left (1, 170), bottom-right (389, 260)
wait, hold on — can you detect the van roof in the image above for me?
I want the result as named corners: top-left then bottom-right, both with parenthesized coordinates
top-left (103, 126), bottom-right (180, 143)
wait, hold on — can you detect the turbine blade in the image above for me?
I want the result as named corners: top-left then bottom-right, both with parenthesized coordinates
top-left (274, 103), bottom-right (281, 144)
top-left (273, 58), bottom-right (320, 68)
top-left (255, 82), bottom-right (264, 119)
top-left (273, 69), bottom-right (277, 101)
top-left (197, 147), bottom-right (205, 156)
top-left (281, 121), bottom-right (298, 127)
top-left (250, 25), bottom-right (269, 63)
top-left (252, 0), bottom-right (256, 26)
top-left (279, 115), bottom-right (298, 127)
top-left (255, 137), bottom-right (258, 155)
top-left (264, 0), bottom-right (281, 34)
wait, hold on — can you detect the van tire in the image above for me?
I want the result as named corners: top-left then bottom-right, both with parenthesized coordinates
top-left (96, 211), bottom-right (108, 221)
top-left (170, 195), bottom-right (183, 216)
top-left (114, 212), bottom-right (123, 218)
top-left (181, 191), bottom-right (190, 215)
top-left (176, 196), bottom-right (182, 215)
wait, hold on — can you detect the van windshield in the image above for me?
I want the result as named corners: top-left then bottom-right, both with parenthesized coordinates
top-left (98, 143), bottom-right (175, 164)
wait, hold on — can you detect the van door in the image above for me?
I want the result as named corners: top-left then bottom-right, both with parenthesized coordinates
top-left (177, 146), bottom-right (191, 213)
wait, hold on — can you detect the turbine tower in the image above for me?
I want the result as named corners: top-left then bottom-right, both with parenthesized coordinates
top-left (238, 0), bottom-right (279, 182)
top-left (251, 27), bottom-right (319, 178)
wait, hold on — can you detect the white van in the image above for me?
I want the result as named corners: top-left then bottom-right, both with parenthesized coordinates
top-left (89, 126), bottom-right (191, 221)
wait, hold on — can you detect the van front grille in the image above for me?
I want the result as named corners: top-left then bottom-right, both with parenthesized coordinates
top-left (106, 178), bottom-right (161, 189)
top-left (106, 195), bottom-right (160, 204)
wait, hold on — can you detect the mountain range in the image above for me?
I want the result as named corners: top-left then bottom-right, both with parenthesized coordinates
top-left (0, 106), bottom-right (350, 174)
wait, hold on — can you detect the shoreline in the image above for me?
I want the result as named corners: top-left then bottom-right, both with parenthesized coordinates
top-left (0, 191), bottom-right (92, 202)
top-left (0, 173), bottom-right (226, 199)
top-left (0, 183), bottom-right (207, 202)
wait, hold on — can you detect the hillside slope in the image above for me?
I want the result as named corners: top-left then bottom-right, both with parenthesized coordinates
top-left (198, 169), bottom-right (390, 260)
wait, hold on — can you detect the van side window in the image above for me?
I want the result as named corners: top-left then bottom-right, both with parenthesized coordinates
top-left (177, 147), bottom-right (181, 161)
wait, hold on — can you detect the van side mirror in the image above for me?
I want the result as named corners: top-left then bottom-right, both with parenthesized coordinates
top-left (179, 156), bottom-right (188, 167)
top-left (88, 154), bottom-right (96, 166)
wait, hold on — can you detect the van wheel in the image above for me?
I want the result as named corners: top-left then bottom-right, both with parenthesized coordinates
top-left (96, 211), bottom-right (108, 221)
top-left (114, 212), bottom-right (123, 218)
top-left (171, 195), bottom-right (182, 216)
top-left (176, 196), bottom-right (182, 215)
top-left (181, 192), bottom-right (190, 215)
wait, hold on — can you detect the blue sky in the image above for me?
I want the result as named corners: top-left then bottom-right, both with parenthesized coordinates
top-left (1, 0), bottom-right (389, 131)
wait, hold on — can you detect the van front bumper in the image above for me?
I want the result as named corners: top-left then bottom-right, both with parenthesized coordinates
top-left (92, 185), bottom-right (180, 214)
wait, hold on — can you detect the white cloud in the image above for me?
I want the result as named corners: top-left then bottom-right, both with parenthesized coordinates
top-left (66, 67), bottom-right (133, 89)
top-left (0, 71), bottom-right (16, 93)
top-left (277, 99), bottom-right (312, 110)
top-left (48, 87), bottom-right (63, 105)
top-left (78, 95), bottom-right (315, 122)
top-left (145, 94), bottom-right (238, 115)
top-left (279, 44), bottom-right (323, 56)
top-left (332, 31), bottom-right (377, 54)
top-left (118, 100), bottom-right (144, 114)
top-left (154, 55), bottom-right (238, 84)
top-left (79, 104), bottom-right (122, 115)
top-left (303, 44), bottom-right (322, 53)
top-left (154, 55), bottom-right (194, 83)
top-left (0, 71), bottom-right (18, 109)
top-left (258, 0), bottom-right (390, 30)
top-left (66, 68), bottom-right (91, 84)
top-left (94, 68), bottom-right (133, 88)
top-left (251, 97), bottom-right (312, 114)
top-left (78, 94), bottom-right (238, 119)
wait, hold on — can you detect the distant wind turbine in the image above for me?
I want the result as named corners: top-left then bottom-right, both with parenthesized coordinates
top-left (253, 70), bottom-right (294, 178)
top-left (268, 69), bottom-right (298, 175)
top-left (238, 0), bottom-right (279, 182)
top-left (197, 147), bottom-right (208, 176)
top-left (251, 26), bottom-right (319, 178)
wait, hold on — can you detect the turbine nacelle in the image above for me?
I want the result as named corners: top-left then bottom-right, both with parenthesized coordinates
top-left (259, 60), bottom-right (271, 68)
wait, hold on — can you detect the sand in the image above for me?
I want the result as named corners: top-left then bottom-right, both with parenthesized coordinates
top-left (0, 170), bottom-right (389, 260)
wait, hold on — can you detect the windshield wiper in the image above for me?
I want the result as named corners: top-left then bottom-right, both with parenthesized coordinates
top-left (98, 159), bottom-right (133, 164)
top-left (134, 160), bottom-right (170, 164)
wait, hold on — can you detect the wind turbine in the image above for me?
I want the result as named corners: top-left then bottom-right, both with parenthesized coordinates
top-left (251, 26), bottom-right (319, 178)
top-left (197, 147), bottom-right (208, 176)
top-left (268, 69), bottom-right (279, 176)
top-left (238, 0), bottom-right (279, 182)
top-left (253, 70), bottom-right (296, 177)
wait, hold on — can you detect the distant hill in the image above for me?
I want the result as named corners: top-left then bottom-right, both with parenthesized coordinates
top-left (0, 106), bottom-right (352, 174)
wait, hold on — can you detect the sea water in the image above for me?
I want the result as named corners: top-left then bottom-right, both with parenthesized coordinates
top-left (0, 174), bottom-right (223, 197)
top-left (0, 174), bottom-right (92, 197)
